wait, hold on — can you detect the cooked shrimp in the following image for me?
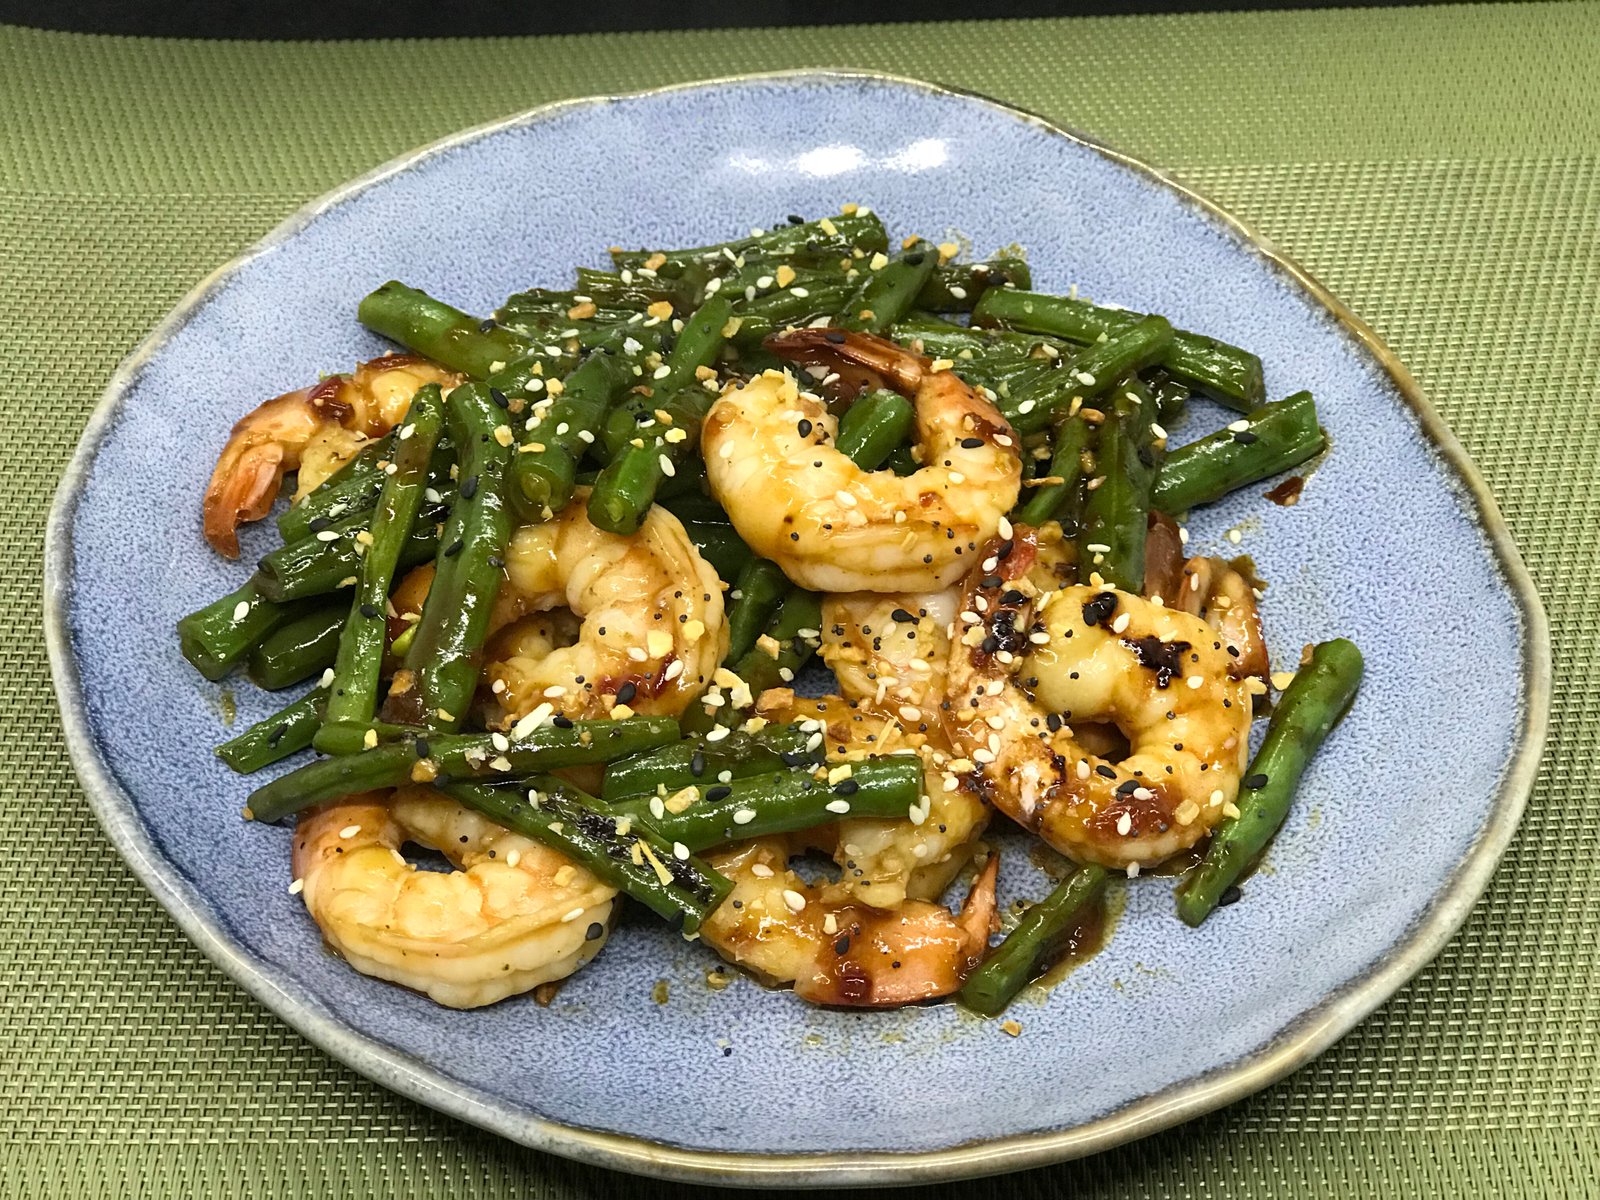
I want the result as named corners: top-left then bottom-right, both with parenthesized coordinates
top-left (203, 354), bottom-right (460, 557)
top-left (1173, 556), bottom-right (1269, 681)
top-left (945, 530), bottom-right (1252, 871)
top-left (291, 787), bottom-right (615, 1009)
top-left (483, 490), bottom-right (727, 723)
top-left (819, 588), bottom-right (958, 716)
top-left (701, 331), bottom-right (1022, 592)
top-left (699, 837), bottom-right (998, 1007)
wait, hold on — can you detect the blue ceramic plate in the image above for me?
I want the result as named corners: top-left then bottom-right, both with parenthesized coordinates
top-left (45, 72), bottom-right (1548, 1185)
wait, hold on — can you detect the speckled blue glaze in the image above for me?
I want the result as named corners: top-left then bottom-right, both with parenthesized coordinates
top-left (47, 73), bottom-right (1546, 1185)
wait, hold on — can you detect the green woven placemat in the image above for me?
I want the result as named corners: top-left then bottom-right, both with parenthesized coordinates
top-left (5, 4), bottom-right (1596, 1195)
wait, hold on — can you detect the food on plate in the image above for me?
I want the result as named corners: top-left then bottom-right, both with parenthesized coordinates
top-left (179, 209), bottom-right (1360, 1012)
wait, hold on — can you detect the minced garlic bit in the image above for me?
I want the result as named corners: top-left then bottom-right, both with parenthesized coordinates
top-left (1000, 1019), bottom-right (1023, 1037)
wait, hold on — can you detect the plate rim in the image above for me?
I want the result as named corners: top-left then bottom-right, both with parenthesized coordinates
top-left (42, 67), bottom-right (1552, 1186)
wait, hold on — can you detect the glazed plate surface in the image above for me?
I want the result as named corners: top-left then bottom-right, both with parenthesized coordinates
top-left (44, 72), bottom-right (1548, 1185)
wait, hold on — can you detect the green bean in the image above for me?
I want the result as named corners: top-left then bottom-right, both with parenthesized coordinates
top-left (610, 213), bottom-right (888, 273)
top-left (246, 601), bottom-right (345, 690)
top-left (1016, 414), bottom-right (1094, 529)
top-left (357, 282), bottom-right (531, 380)
top-left (612, 758), bottom-right (921, 853)
top-left (683, 520), bottom-right (753, 583)
top-left (599, 724), bottom-right (822, 802)
top-left (383, 384), bottom-right (515, 731)
top-left (588, 299), bottom-right (733, 534)
top-left (245, 716), bottom-right (679, 822)
top-left (276, 433), bottom-right (394, 543)
top-left (250, 496), bottom-right (449, 603)
top-left (974, 289), bottom-right (1265, 412)
top-left (443, 778), bottom-right (731, 933)
top-left (1077, 376), bottom-right (1163, 592)
top-left (830, 391), bottom-right (911, 471)
top-left (915, 256), bottom-right (1031, 312)
top-left (960, 865), bottom-right (1108, 1016)
top-left (216, 688), bottom-right (326, 774)
top-left (511, 349), bottom-right (635, 518)
top-left (1001, 316), bottom-right (1174, 436)
top-left (727, 275), bottom-right (856, 346)
top-left (724, 559), bottom-right (791, 664)
top-left (177, 583), bottom-right (305, 681)
top-left (838, 244), bottom-right (938, 333)
top-left (1151, 391), bottom-right (1322, 515)
top-left (315, 384), bottom-right (446, 754)
top-left (1177, 640), bottom-right (1364, 927)
top-left (1147, 371), bottom-right (1190, 426)
top-left (730, 588), bottom-right (823, 699)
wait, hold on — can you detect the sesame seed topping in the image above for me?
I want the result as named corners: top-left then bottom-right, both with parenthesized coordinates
top-left (782, 889), bottom-right (807, 912)
top-left (338, 825), bottom-right (361, 840)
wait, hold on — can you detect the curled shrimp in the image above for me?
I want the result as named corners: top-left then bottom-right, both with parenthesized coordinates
top-left (701, 331), bottom-right (1022, 592)
top-left (203, 354), bottom-right (460, 557)
top-left (291, 787), bottom-right (615, 1009)
top-left (699, 836), bottom-right (999, 1007)
top-left (482, 490), bottom-right (728, 723)
top-left (944, 529), bottom-right (1253, 872)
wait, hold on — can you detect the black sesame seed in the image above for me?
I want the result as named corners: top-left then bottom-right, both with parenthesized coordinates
top-left (615, 681), bottom-right (638, 705)
top-left (690, 750), bottom-right (707, 777)
top-left (585, 922), bottom-right (605, 941)
top-left (1046, 713), bottom-right (1062, 732)
top-left (797, 418), bottom-right (813, 438)
top-left (443, 539), bottom-right (464, 557)
top-left (267, 723), bottom-right (288, 746)
top-left (979, 574), bottom-right (1003, 589)
top-left (834, 935), bottom-right (852, 955)
top-left (478, 318), bottom-right (497, 332)
top-left (788, 214), bottom-right (804, 225)
top-left (1218, 885), bottom-right (1243, 908)
top-left (1095, 764), bottom-right (1117, 779)
top-left (1233, 431), bottom-right (1260, 445)
top-left (1244, 773), bottom-right (1269, 789)
top-left (551, 715), bottom-right (574, 729)
top-left (308, 515), bottom-right (333, 534)
top-left (359, 602), bottom-right (379, 619)
top-left (1082, 591), bottom-right (1118, 627)
top-left (824, 330), bottom-right (846, 344)
top-left (706, 785), bottom-right (732, 802)
top-left (460, 474), bottom-right (480, 500)
top-left (489, 388), bottom-right (509, 408)
top-left (834, 779), bottom-right (860, 796)
top-left (890, 608), bottom-right (915, 623)
top-left (722, 1046), bottom-right (734, 1057)
top-left (959, 437), bottom-right (984, 449)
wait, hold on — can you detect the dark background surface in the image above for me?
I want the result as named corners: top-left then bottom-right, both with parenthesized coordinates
top-left (2, 0), bottom-right (1463, 39)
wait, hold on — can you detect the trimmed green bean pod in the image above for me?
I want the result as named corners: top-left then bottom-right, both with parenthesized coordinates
top-left (444, 778), bottom-right (731, 933)
top-left (1177, 639), bottom-right (1364, 927)
top-left (960, 865), bottom-right (1108, 1016)
top-left (512, 348), bottom-right (635, 518)
top-left (245, 715), bottom-right (680, 822)
top-left (835, 389), bottom-right (914, 467)
top-left (1015, 414), bottom-right (1094, 529)
top-left (730, 588), bottom-right (823, 699)
top-left (599, 723), bottom-right (822, 802)
top-left (316, 384), bottom-right (446, 754)
top-left (358, 282), bottom-right (531, 379)
top-left (216, 688), bottom-right (326, 774)
top-left (610, 213), bottom-right (888, 273)
top-left (276, 433), bottom-right (394, 543)
top-left (1151, 390), bottom-right (1322, 515)
top-left (612, 757), bottom-right (922, 853)
top-left (915, 256), bottom-right (1031, 311)
top-left (251, 494), bottom-right (450, 603)
top-left (1077, 376), bottom-right (1163, 592)
top-left (838, 245), bottom-right (938, 333)
top-left (384, 384), bottom-right (515, 731)
top-left (725, 559), bottom-right (791, 664)
top-left (246, 602), bottom-right (345, 690)
top-left (1001, 316), bottom-right (1174, 435)
top-left (974, 289), bottom-right (1265, 411)
top-left (177, 583), bottom-right (304, 681)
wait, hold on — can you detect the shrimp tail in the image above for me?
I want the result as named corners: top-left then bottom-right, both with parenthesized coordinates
top-left (202, 440), bottom-right (286, 558)
top-left (955, 853), bottom-right (1002, 963)
top-left (764, 328), bottom-right (926, 394)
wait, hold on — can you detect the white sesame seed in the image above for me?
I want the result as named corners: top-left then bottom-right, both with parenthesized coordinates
top-left (1077, 759), bottom-right (1091, 779)
top-left (231, 600), bottom-right (252, 622)
top-left (1134, 787), bottom-right (1155, 801)
top-left (825, 799), bottom-right (851, 814)
top-left (660, 453), bottom-right (676, 477)
top-left (287, 878), bottom-right (304, 895)
top-left (1187, 676), bottom-right (1204, 689)
top-left (898, 705), bottom-right (921, 723)
top-left (315, 530), bottom-right (340, 542)
top-left (318, 668), bottom-right (335, 688)
top-left (706, 726), bottom-right (731, 743)
top-left (1227, 528), bottom-right (1243, 544)
top-left (732, 807), bottom-right (757, 825)
top-left (1126, 862), bottom-right (1141, 878)
top-left (1075, 370), bottom-right (1096, 386)
top-left (834, 489), bottom-right (857, 508)
top-left (751, 863), bottom-right (774, 878)
top-left (782, 889), bottom-right (807, 912)
top-left (673, 842), bottom-right (691, 861)
top-left (491, 732), bottom-right (510, 752)
top-left (1227, 419), bottom-right (1251, 432)
top-left (338, 825), bottom-right (361, 840)
top-left (561, 907), bottom-right (585, 922)
top-left (1111, 612), bottom-right (1131, 634)
top-left (1116, 812), bottom-right (1132, 836)
top-left (664, 660), bottom-right (685, 681)
top-left (1150, 422), bottom-right (1167, 440)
